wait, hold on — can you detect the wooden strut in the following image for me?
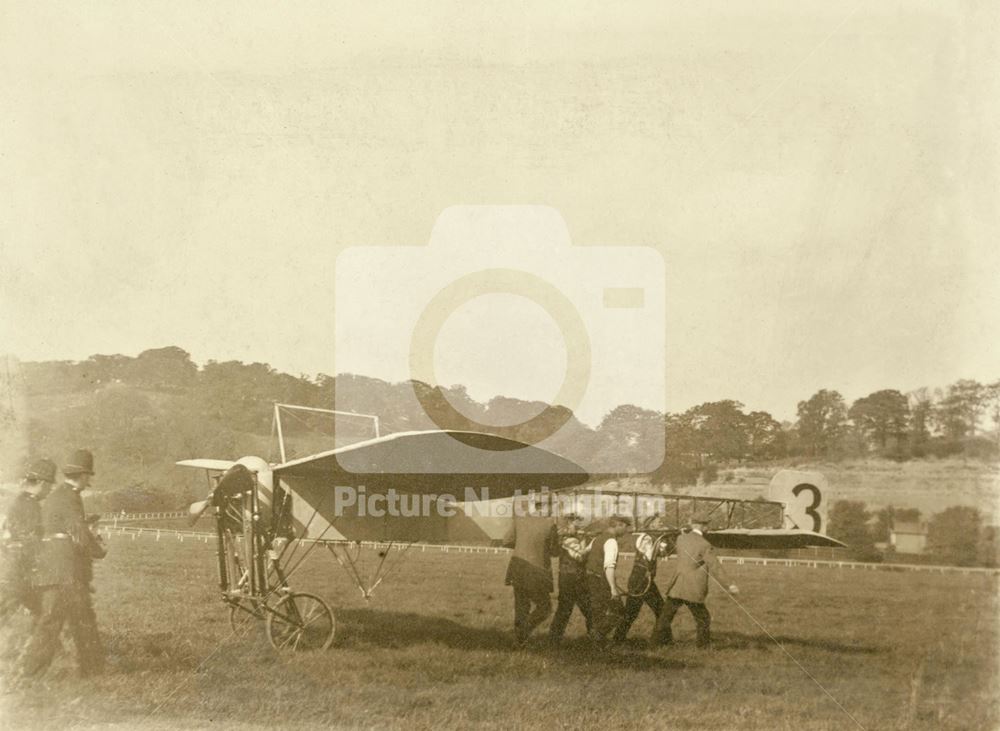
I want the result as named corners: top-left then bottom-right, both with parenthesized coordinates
top-left (325, 541), bottom-right (416, 600)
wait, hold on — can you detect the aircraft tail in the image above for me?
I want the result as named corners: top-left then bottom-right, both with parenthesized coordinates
top-left (767, 470), bottom-right (830, 535)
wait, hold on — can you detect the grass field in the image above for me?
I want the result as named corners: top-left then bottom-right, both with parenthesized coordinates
top-left (1, 533), bottom-right (998, 730)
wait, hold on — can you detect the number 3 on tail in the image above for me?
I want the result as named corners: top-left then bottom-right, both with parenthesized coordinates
top-left (767, 470), bottom-right (829, 535)
top-left (791, 483), bottom-right (822, 533)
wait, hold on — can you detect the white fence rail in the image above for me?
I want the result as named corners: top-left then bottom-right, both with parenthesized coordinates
top-left (717, 555), bottom-right (999, 575)
top-left (101, 511), bottom-right (187, 522)
top-left (97, 527), bottom-right (1000, 575)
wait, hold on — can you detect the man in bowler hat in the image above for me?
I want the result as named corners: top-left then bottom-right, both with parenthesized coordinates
top-left (0, 459), bottom-right (56, 626)
top-left (20, 449), bottom-right (106, 677)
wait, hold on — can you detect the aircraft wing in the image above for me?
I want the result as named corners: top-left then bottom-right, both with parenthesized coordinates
top-left (273, 429), bottom-right (589, 498)
top-left (706, 529), bottom-right (846, 549)
top-left (176, 458), bottom-right (236, 472)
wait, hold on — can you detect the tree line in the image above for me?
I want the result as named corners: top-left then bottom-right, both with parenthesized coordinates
top-left (795, 382), bottom-right (1000, 461)
top-left (14, 347), bottom-right (1000, 508)
top-left (828, 501), bottom-right (998, 568)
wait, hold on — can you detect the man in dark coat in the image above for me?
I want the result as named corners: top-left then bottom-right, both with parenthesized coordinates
top-left (651, 516), bottom-right (739, 649)
top-left (502, 497), bottom-right (558, 647)
top-left (20, 449), bottom-right (106, 677)
top-left (0, 459), bottom-right (56, 626)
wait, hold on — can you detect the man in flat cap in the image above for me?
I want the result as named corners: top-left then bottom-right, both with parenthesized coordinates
top-left (20, 449), bottom-right (106, 678)
top-left (547, 512), bottom-right (593, 646)
top-left (0, 459), bottom-right (56, 630)
top-left (584, 515), bottom-right (631, 647)
top-left (651, 514), bottom-right (739, 649)
top-left (613, 531), bottom-right (669, 645)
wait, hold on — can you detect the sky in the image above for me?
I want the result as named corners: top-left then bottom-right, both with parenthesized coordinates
top-left (1, 1), bottom-right (998, 425)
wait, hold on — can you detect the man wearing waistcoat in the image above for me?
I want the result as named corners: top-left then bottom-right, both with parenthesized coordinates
top-left (585, 515), bottom-right (630, 646)
top-left (547, 513), bottom-right (592, 645)
top-left (613, 531), bottom-right (667, 644)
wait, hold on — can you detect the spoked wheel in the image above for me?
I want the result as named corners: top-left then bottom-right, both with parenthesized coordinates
top-left (615, 533), bottom-right (674, 597)
top-left (265, 592), bottom-right (335, 651)
top-left (229, 602), bottom-right (264, 639)
top-left (628, 571), bottom-right (654, 598)
top-left (615, 559), bottom-right (653, 598)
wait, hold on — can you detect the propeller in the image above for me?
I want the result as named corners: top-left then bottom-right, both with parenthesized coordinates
top-left (188, 498), bottom-right (211, 526)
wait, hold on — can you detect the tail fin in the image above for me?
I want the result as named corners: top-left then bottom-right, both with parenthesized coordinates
top-left (767, 470), bottom-right (830, 534)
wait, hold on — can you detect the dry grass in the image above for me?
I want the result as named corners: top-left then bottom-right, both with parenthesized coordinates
top-left (1, 533), bottom-right (997, 730)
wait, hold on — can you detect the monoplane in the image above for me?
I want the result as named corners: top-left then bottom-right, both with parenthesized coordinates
top-left (179, 403), bottom-right (844, 650)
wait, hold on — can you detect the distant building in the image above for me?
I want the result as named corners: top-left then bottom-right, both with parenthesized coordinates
top-left (891, 521), bottom-right (927, 554)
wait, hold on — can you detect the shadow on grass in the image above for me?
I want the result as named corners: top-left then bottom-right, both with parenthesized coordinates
top-left (711, 630), bottom-right (885, 655)
top-left (335, 609), bottom-right (687, 670)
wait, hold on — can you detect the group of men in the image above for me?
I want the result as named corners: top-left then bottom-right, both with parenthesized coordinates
top-left (0, 449), bottom-right (106, 679)
top-left (503, 500), bottom-right (739, 650)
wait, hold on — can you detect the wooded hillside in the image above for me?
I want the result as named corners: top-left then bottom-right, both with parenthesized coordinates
top-left (3, 346), bottom-right (997, 512)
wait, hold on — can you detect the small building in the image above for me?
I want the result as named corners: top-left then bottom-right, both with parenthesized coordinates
top-left (891, 521), bottom-right (927, 554)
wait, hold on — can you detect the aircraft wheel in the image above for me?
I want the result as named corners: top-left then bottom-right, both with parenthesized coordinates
top-left (266, 592), bottom-right (335, 651)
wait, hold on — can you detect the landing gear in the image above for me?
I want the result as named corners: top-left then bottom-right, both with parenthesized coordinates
top-left (265, 592), bottom-right (336, 651)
